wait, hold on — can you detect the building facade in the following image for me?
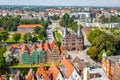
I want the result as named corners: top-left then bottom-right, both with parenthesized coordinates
top-left (102, 52), bottom-right (120, 80)
top-left (61, 26), bottom-right (84, 51)
top-left (17, 24), bottom-right (43, 34)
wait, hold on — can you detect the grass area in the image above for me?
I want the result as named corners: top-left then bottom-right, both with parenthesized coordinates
top-left (6, 34), bottom-right (41, 43)
top-left (55, 32), bottom-right (62, 42)
top-left (56, 32), bottom-right (62, 39)
top-left (8, 63), bottom-right (51, 68)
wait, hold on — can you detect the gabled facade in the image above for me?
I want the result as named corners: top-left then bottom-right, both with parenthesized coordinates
top-left (19, 44), bottom-right (46, 64)
top-left (18, 41), bottom-right (65, 64)
top-left (102, 52), bottom-right (120, 80)
top-left (61, 26), bottom-right (84, 51)
top-left (60, 58), bottom-right (82, 80)
top-left (36, 64), bottom-right (50, 80)
top-left (26, 69), bottom-right (37, 80)
top-left (49, 64), bottom-right (63, 80)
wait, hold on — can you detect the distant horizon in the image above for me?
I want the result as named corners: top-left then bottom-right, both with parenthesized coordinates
top-left (0, 5), bottom-right (120, 8)
top-left (0, 0), bottom-right (120, 7)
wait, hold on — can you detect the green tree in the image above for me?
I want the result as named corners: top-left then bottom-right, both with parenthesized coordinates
top-left (51, 14), bottom-right (59, 20)
top-left (87, 46), bottom-right (98, 60)
top-left (87, 28), bottom-right (104, 43)
top-left (12, 32), bottom-right (21, 42)
top-left (0, 47), bottom-right (6, 68)
top-left (38, 29), bottom-right (46, 40)
top-left (0, 30), bottom-right (9, 43)
top-left (34, 26), bottom-right (41, 34)
top-left (88, 33), bottom-right (115, 61)
top-left (23, 33), bottom-right (32, 43)
top-left (3, 51), bottom-right (11, 63)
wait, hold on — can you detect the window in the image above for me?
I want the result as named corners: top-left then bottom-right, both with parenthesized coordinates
top-left (75, 74), bottom-right (77, 77)
top-left (72, 43), bottom-right (75, 45)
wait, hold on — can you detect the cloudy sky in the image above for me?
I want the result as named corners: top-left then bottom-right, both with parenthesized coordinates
top-left (0, 0), bottom-right (119, 6)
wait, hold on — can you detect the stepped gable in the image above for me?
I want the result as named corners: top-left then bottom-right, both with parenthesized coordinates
top-left (27, 69), bottom-right (36, 80)
top-left (19, 44), bottom-right (30, 54)
top-left (36, 64), bottom-right (50, 80)
top-left (9, 44), bottom-right (19, 51)
top-left (30, 43), bottom-right (38, 53)
top-left (48, 64), bottom-right (60, 80)
top-left (44, 42), bottom-right (51, 51)
top-left (51, 40), bottom-right (57, 49)
top-left (61, 58), bottom-right (74, 79)
top-left (39, 42), bottom-right (44, 50)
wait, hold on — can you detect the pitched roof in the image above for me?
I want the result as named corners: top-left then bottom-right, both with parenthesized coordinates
top-left (60, 46), bottom-right (63, 53)
top-left (61, 58), bottom-right (74, 78)
top-left (39, 42), bottom-right (44, 50)
top-left (0, 77), bottom-right (4, 80)
top-left (9, 44), bottom-right (19, 51)
top-left (27, 69), bottom-right (36, 80)
top-left (51, 40), bottom-right (56, 49)
top-left (30, 43), bottom-right (38, 53)
top-left (49, 64), bottom-right (60, 80)
top-left (44, 42), bottom-right (51, 51)
top-left (36, 64), bottom-right (50, 80)
top-left (19, 44), bottom-right (30, 55)
top-left (18, 24), bottom-right (43, 29)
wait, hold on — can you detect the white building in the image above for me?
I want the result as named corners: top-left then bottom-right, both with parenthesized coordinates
top-left (83, 67), bottom-right (109, 80)
top-left (61, 58), bottom-right (82, 80)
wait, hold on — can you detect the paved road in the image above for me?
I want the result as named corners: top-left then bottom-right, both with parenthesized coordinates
top-left (46, 21), bottom-right (60, 43)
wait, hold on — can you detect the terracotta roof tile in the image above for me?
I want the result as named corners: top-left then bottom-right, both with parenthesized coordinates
top-left (18, 24), bottom-right (43, 29)
top-left (0, 77), bottom-right (4, 80)
top-left (44, 42), bottom-right (51, 51)
top-left (49, 64), bottom-right (60, 80)
top-left (61, 58), bottom-right (74, 78)
top-left (30, 43), bottom-right (38, 54)
top-left (27, 69), bottom-right (36, 80)
top-left (36, 64), bottom-right (49, 80)
top-left (9, 44), bottom-right (19, 51)
top-left (51, 40), bottom-right (56, 49)
top-left (39, 42), bottom-right (44, 50)
top-left (19, 44), bottom-right (30, 55)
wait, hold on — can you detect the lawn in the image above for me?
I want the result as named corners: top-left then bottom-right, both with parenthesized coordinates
top-left (56, 32), bottom-right (62, 39)
top-left (8, 63), bottom-right (51, 68)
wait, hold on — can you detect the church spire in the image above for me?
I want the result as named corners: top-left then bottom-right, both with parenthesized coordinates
top-left (77, 25), bottom-right (83, 38)
top-left (63, 26), bottom-right (68, 38)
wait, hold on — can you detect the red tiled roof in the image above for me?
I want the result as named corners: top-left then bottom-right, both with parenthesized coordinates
top-left (9, 44), bottom-right (19, 51)
top-left (18, 24), bottom-right (43, 29)
top-left (36, 64), bottom-right (50, 80)
top-left (61, 58), bottom-right (74, 78)
top-left (19, 44), bottom-right (30, 55)
top-left (44, 42), bottom-right (51, 51)
top-left (60, 46), bottom-right (63, 53)
top-left (30, 43), bottom-right (38, 53)
top-left (39, 42), bottom-right (44, 50)
top-left (49, 64), bottom-right (60, 80)
top-left (27, 69), bottom-right (36, 80)
top-left (0, 77), bottom-right (4, 80)
top-left (51, 40), bottom-right (56, 50)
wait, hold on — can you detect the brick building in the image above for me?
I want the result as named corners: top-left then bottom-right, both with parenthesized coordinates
top-left (18, 41), bottom-right (66, 64)
top-left (17, 24), bottom-right (43, 34)
top-left (61, 26), bottom-right (84, 51)
top-left (102, 52), bottom-right (120, 80)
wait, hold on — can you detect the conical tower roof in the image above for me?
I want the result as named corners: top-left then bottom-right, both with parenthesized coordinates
top-left (77, 25), bottom-right (83, 38)
top-left (63, 27), bottom-right (68, 38)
